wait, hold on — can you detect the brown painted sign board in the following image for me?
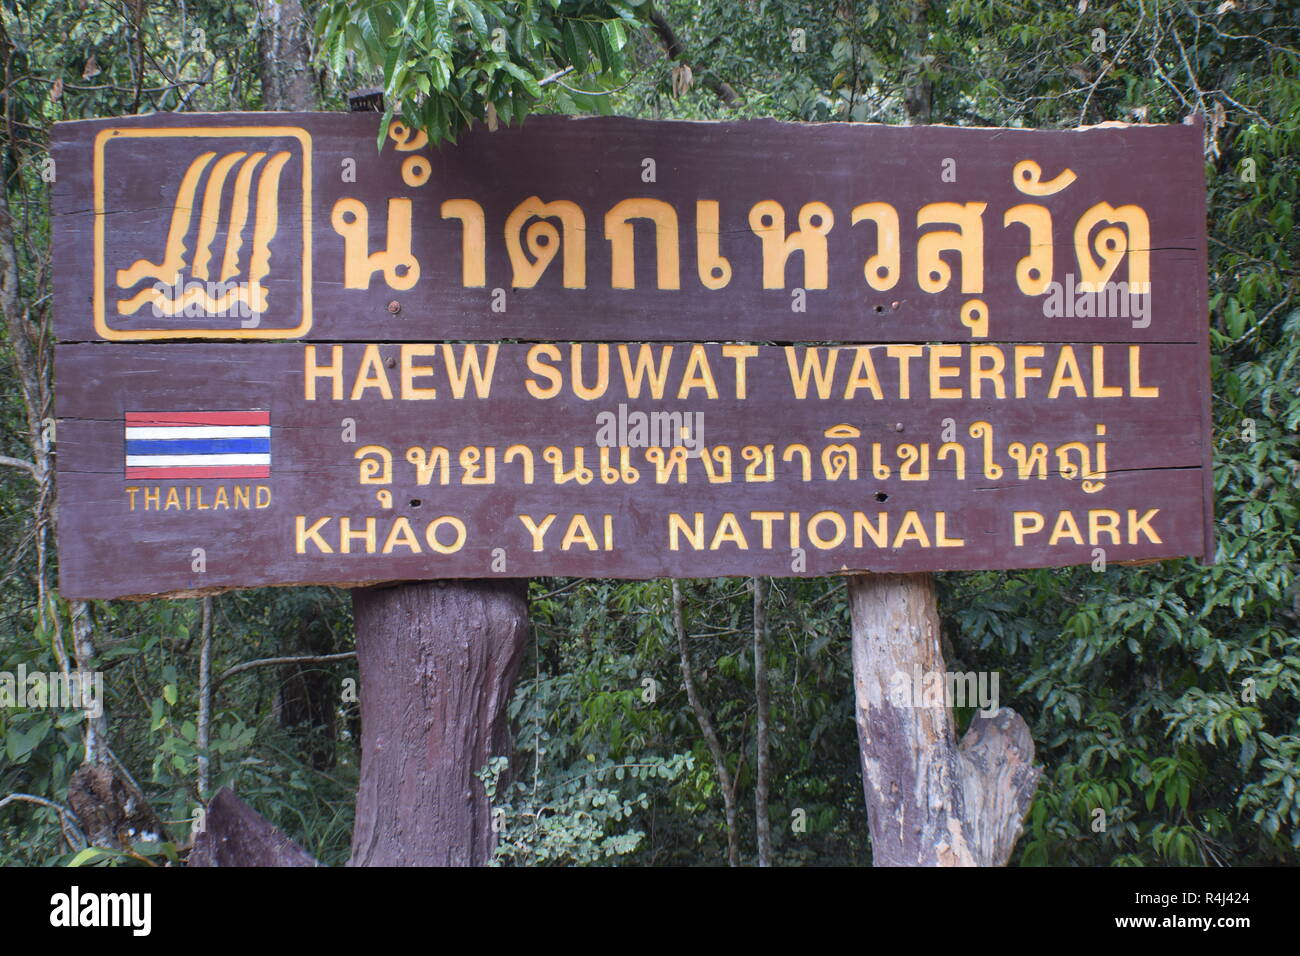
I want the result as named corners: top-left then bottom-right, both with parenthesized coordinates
top-left (49, 112), bottom-right (1213, 599)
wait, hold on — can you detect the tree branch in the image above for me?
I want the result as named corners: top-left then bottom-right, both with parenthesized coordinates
top-left (0, 792), bottom-right (88, 851)
top-left (671, 580), bottom-right (740, 866)
top-left (644, 4), bottom-right (739, 106)
top-left (216, 651), bottom-right (355, 688)
top-left (0, 455), bottom-right (37, 477)
top-left (196, 597), bottom-right (213, 796)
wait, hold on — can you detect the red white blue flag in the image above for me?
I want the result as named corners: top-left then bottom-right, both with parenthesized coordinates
top-left (124, 411), bottom-right (271, 479)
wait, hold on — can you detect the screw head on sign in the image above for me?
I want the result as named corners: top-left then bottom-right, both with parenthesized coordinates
top-left (387, 301), bottom-right (401, 314)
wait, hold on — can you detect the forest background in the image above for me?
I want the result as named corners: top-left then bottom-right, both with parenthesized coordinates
top-left (0, 0), bottom-right (1296, 866)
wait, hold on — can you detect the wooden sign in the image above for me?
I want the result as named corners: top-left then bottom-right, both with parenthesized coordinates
top-left (50, 113), bottom-right (1213, 599)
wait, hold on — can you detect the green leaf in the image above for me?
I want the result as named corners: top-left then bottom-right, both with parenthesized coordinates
top-left (607, 19), bottom-right (627, 53)
top-left (458, 0), bottom-right (488, 38)
top-left (67, 847), bottom-right (113, 867)
top-left (502, 61), bottom-right (542, 98)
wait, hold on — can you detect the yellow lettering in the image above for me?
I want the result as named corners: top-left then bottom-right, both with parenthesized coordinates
top-left (785, 347), bottom-right (839, 400)
top-left (295, 515), bottom-right (333, 553)
top-left (400, 344), bottom-right (439, 400)
top-left (443, 344), bottom-right (498, 399)
top-left (525, 344), bottom-right (563, 399)
top-left (722, 345), bottom-right (758, 399)
top-left (853, 512), bottom-right (888, 548)
top-left (1091, 345), bottom-right (1123, 397)
top-left (936, 512), bottom-right (964, 547)
top-left (709, 513), bottom-right (749, 550)
top-left (425, 516), bottom-right (467, 554)
top-left (668, 512), bottom-right (704, 550)
top-left (971, 345), bottom-right (1006, 400)
top-left (843, 347), bottom-right (883, 400)
top-left (1014, 345), bottom-right (1046, 399)
top-left (617, 344), bottom-right (673, 399)
top-left (750, 511), bottom-right (783, 549)
top-left (892, 511), bottom-right (930, 548)
top-left (518, 513), bottom-right (557, 552)
top-left (350, 345), bottom-right (394, 400)
top-left (929, 344), bottom-right (963, 399)
top-left (382, 517), bottom-right (422, 553)
top-left (678, 345), bottom-right (718, 399)
top-left (1048, 510), bottom-right (1084, 545)
top-left (886, 345), bottom-right (923, 400)
top-left (305, 345), bottom-right (344, 400)
top-left (1089, 509), bottom-right (1121, 545)
top-left (808, 511), bottom-right (846, 549)
top-left (1048, 346), bottom-right (1086, 399)
top-left (570, 344), bottom-right (609, 401)
top-left (1128, 508), bottom-right (1161, 544)
top-left (339, 516), bottom-right (377, 553)
top-left (1129, 345), bottom-right (1159, 397)
top-left (561, 514), bottom-right (600, 550)
top-left (1013, 511), bottom-right (1044, 546)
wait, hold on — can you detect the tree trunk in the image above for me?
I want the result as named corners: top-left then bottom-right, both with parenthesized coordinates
top-left (255, 1), bottom-right (346, 767)
top-left (189, 787), bottom-right (319, 867)
top-left (902, 0), bottom-right (933, 124)
top-left (752, 576), bottom-right (772, 867)
top-left (257, 0), bottom-right (317, 112)
top-left (348, 580), bottom-right (530, 867)
top-left (848, 573), bottom-right (1040, 866)
top-left (671, 580), bottom-right (741, 867)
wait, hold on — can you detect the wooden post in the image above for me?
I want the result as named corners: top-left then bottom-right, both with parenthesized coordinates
top-left (190, 788), bottom-right (319, 867)
top-left (847, 573), bottom-right (1040, 866)
top-left (348, 579), bottom-right (529, 867)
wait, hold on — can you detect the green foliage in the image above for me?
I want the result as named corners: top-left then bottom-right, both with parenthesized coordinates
top-left (1, 0), bottom-right (1296, 866)
top-left (315, 0), bottom-right (651, 144)
top-left (947, 293), bottom-right (1300, 863)
top-left (480, 752), bottom-right (693, 865)
top-left (502, 577), bottom-right (868, 864)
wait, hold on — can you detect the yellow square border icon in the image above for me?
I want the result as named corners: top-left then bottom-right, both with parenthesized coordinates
top-left (92, 126), bottom-right (313, 341)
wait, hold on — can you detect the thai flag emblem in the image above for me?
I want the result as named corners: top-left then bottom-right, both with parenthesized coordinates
top-left (124, 411), bottom-right (271, 479)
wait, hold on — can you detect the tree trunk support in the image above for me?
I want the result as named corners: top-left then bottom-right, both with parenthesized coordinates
top-left (190, 787), bottom-right (319, 867)
top-left (348, 579), bottom-right (529, 867)
top-left (847, 573), bottom-right (1040, 866)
